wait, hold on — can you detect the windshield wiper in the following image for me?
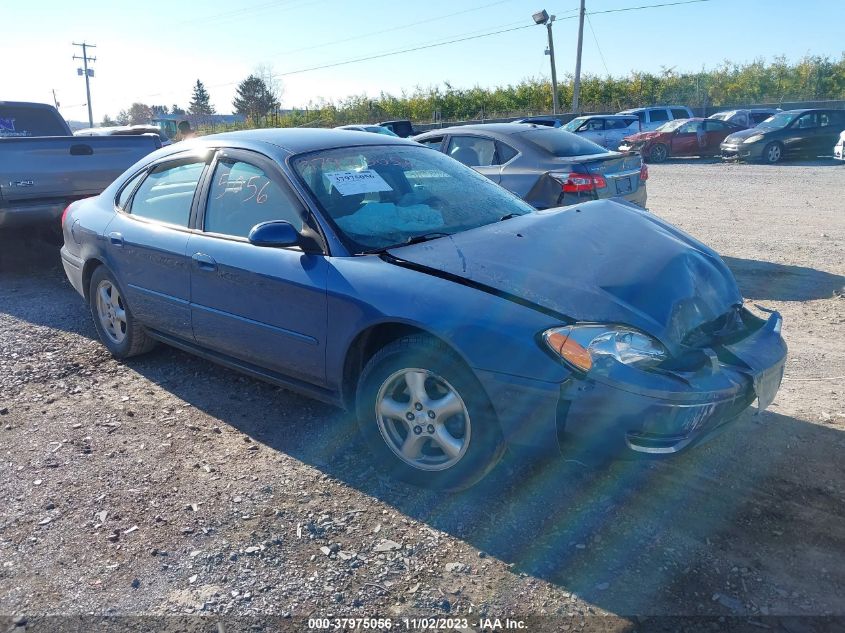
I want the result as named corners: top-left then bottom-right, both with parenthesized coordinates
top-left (498, 213), bottom-right (523, 222)
top-left (403, 232), bottom-right (452, 245)
top-left (361, 232), bottom-right (451, 255)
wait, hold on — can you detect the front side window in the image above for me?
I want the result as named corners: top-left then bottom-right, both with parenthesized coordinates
top-left (795, 113), bottom-right (818, 129)
top-left (677, 121), bottom-right (701, 134)
top-left (204, 158), bottom-right (304, 238)
top-left (582, 119), bottom-right (604, 131)
top-left (446, 136), bottom-right (497, 167)
top-left (129, 160), bottom-right (205, 227)
top-left (417, 136), bottom-right (444, 149)
top-left (649, 109), bottom-right (670, 123)
top-left (291, 145), bottom-right (533, 253)
top-left (605, 118), bottom-right (634, 130)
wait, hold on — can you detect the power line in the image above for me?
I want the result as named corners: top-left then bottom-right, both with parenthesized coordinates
top-left (588, 0), bottom-right (713, 17)
top-left (585, 13), bottom-right (610, 76)
top-left (272, 0), bottom-right (521, 58)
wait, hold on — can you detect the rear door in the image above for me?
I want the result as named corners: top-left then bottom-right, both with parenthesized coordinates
top-left (703, 119), bottom-right (734, 152)
top-left (444, 135), bottom-right (501, 183)
top-left (187, 149), bottom-right (328, 384)
top-left (818, 111), bottom-right (845, 154)
top-left (105, 156), bottom-right (209, 339)
top-left (604, 118), bottom-right (636, 150)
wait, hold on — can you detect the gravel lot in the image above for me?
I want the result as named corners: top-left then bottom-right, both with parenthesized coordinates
top-left (1, 159), bottom-right (844, 629)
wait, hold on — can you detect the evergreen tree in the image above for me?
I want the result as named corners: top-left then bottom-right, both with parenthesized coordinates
top-left (189, 80), bottom-right (214, 115)
top-left (232, 74), bottom-right (280, 120)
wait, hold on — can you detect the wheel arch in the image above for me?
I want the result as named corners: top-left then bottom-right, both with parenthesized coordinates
top-left (340, 321), bottom-right (477, 411)
top-left (81, 257), bottom-right (106, 302)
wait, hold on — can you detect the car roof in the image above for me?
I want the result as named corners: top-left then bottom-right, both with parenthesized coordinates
top-left (571, 114), bottom-right (638, 120)
top-left (417, 123), bottom-right (541, 137)
top-left (618, 105), bottom-right (689, 113)
top-left (201, 127), bottom-right (414, 153)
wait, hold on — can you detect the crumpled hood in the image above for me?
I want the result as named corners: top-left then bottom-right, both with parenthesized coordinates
top-left (387, 201), bottom-right (742, 354)
top-left (623, 131), bottom-right (665, 144)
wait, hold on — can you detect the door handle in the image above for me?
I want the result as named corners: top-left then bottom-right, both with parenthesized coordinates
top-left (192, 252), bottom-right (217, 271)
top-left (108, 232), bottom-right (124, 247)
top-left (70, 144), bottom-right (94, 156)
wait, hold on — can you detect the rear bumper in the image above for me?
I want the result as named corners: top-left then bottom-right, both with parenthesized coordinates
top-left (0, 201), bottom-right (65, 229)
top-left (477, 312), bottom-right (786, 458)
top-left (60, 246), bottom-right (86, 298)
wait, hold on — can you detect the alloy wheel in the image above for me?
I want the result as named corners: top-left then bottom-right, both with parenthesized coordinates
top-left (95, 280), bottom-right (127, 344)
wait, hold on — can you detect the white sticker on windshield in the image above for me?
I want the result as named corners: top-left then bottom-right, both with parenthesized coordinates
top-left (325, 170), bottom-right (393, 196)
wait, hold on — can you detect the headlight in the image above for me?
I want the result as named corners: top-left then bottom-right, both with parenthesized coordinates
top-left (542, 324), bottom-right (667, 372)
top-left (743, 134), bottom-right (764, 144)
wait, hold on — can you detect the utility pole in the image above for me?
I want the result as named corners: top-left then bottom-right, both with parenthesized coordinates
top-left (572, 0), bottom-right (586, 114)
top-left (533, 10), bottom-right (559, 115)
top-left (73, 42), bottom-right (96, 127)
top-left (51, 89), bottom-right (60, 109)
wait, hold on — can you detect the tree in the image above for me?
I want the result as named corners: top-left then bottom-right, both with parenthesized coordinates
top-left (151, 105), bottom-right (169, 116)
top-left (127, 103), bottom-right (153, 125)
top-left (115, 110), bottom-right (130, 125)
top-left (101, 114), bottom-right (117, 126)
top-left (189, 80), bottom-right (214, 115)
top-left (171, 104), bottom-right (186, 115)
top-left (232, 74), bottom-right (280, 121)
top-left (254, 64), bottom-right (284, 108)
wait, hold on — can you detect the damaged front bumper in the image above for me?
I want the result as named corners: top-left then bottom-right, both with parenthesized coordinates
top-left (556, 310), bottom-right (786, 456)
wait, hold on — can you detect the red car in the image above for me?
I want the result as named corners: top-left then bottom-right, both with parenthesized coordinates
top-left (618, 118), bottom-right (743, 163)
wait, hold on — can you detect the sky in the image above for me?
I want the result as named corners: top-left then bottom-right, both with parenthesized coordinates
top-left (3, 0), bottom-right (844, 124)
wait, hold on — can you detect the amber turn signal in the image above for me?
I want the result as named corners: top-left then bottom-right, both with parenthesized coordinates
top-left (544, 330), bottom-right (593, 372)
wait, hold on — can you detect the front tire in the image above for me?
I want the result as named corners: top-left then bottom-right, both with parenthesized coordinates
top-left (762, 142), bottom-right (783, 164)
top-left (355, 336), bottom-right (504, 490)
top-left (648, 143), bottom-right (668, 163)
top-left (89, 266), bottom-right (156, 358)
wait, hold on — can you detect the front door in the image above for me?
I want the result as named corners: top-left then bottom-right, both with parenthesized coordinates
top-left (670, 121), bottom-right (701, 156)
top-left (187, 149), bottom-right (328, 384)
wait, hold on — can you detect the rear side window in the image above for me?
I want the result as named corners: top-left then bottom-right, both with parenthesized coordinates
top-left (0, 106), bottom-right (68, 137)
top-left (670, 108), bottom-right (690, 120)
top-left (204, 158), bottom-right (304, 238)
top-left (496, 141), bottom-right (519, 163)
top-left (418, 136), bottom-right (444, 149)
top-left (116, 171), bottom-right (146, 210)
top-left (649, 109), bottom-right (670, 123)
top-left (521, 129), bottom-right (607, 157)
top-left (129, 160), bottom-right (205, 227)
top-left (605, 118), bottom-right (634, 130)
top-left (447, 136), bottom-right (497, 167)
top-left (704, 120), bottom-right (728, 131)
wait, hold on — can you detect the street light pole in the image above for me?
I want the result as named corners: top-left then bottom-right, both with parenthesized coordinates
top-left (533, 10), bottom-right (559, 115)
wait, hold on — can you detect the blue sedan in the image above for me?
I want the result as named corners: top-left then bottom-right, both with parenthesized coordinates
top-left (60, 129), bottom-right (787, 489)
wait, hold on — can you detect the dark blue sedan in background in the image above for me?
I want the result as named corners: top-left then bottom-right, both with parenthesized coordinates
top-left (60, 129), bottom-right (786, 489)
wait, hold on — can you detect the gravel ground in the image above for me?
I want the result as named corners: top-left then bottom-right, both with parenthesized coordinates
top-left (1, 159), bottom-right (844, 629)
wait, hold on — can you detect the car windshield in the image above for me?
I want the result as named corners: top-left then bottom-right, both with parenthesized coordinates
top-left (519, 128), bottom-right (607, 157)
top-left (655, 119), bottom-right (687, 132)
top-left (366, 126), bottom-right (399, 136)
top-left (709, 112), bottom-right (731, 121)
top-left (562, 117), bottom-right (589, 132)
top-left (757, 112), bottom-right (799, 129)
top-left (292, 145), bottom-right (534, 253)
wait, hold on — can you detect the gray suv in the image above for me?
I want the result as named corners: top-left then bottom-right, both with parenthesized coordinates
top-left (617, 106), bottom-right (694, 132)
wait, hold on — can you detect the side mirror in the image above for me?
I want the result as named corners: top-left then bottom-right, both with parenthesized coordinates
top-left (248, 220), bottom-right (321, 253)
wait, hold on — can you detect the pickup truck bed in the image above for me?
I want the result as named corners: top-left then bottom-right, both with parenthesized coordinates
top-left (0, 134), bottom-right (161, 230)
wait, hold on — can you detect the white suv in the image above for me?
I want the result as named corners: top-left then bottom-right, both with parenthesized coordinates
top-left (617, 106), bottom-right (694, 132)
top-left (835, 129), bottom-right (845, 161)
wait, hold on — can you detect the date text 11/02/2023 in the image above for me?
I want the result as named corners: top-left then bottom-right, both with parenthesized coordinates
top-left (307, 617), bottom-right (527, 630)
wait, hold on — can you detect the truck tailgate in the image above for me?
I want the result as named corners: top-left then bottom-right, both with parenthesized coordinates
top-left (0, 135), bottom-right (160, 203)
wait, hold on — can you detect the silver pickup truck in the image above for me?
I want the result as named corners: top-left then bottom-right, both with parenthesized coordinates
top-left (0, 101), bottom-right (161, 233)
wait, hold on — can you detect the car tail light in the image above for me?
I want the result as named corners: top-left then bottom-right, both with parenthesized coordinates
top-left (552, 172), bottom-right (607, 193)
top-left (61, 203), bottom-right (72, 228)
top-left (640, 163), bottom-right (649, 181)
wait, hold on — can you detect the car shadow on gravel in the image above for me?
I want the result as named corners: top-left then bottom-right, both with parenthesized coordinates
top-left (127, 348), bottom-right (845, 616)
top-left (723, 256), bottom-right (845, 301)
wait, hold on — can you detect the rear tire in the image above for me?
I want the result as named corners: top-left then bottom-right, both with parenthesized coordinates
top-left (762, 142), bottom-right (783, 164)
top-left (648, 143), bottom-right (668, 163)
top-left (88, 266), bottom-right (156, 359)
top-left (355, 335), bottom-right (504, 490)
